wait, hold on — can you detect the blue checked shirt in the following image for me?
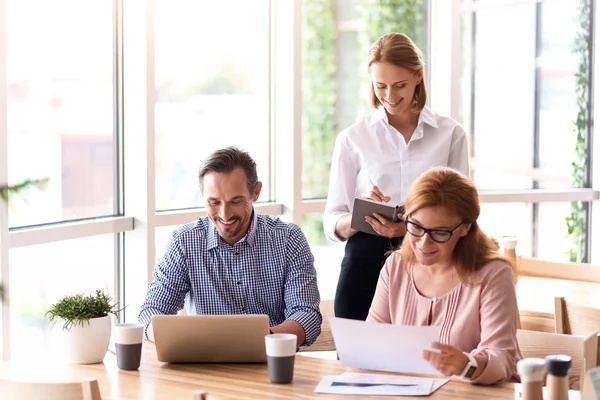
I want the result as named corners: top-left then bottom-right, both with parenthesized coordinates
top-left (138, 212), bottom-right (322, 346)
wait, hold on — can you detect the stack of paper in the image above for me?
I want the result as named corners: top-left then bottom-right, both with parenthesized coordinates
top-left (314, 372), bottom-right (449, 396)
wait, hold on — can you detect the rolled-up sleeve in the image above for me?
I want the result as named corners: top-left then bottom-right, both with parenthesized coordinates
top-left (284, 225), bottom-right (322, 346)
top-left (448, 125), bottom-right (470, 177)
top-left (470, 265), bottom-right (521, 384)
top-left (323, 132), bottom-right (360, 242)
top-left (138, 231), bottom-right (190, 339)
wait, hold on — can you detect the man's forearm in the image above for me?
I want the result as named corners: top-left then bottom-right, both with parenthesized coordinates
top-left (271, 320), bottom-right (306, 346)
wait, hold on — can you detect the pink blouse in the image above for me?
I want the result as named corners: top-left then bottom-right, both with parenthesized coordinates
top-left (366, 252), bottom-right (521, 384)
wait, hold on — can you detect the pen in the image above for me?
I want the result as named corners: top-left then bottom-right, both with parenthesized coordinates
top-left (368, 177), bottom-right (376, 187)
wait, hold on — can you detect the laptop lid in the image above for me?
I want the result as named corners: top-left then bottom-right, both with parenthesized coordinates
top-left (152, 314), bottom-right (270, 363)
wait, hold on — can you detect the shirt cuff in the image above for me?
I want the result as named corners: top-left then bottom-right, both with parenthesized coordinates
top-left (323, 213), bottom-right (346, 242)
top-left (287, 310), bottom-right (322, 347)
top-left (138, 309), bottom-right (159, 340)
top-left (469, 352), bottom-right (508, 385)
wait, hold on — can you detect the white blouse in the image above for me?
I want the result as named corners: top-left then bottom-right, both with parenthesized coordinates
top-left (323, 105), bottom-right (469, 242)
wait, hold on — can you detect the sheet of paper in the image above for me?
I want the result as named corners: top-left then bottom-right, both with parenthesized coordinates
top-left (329, 317), bottom-right (441, 375)
top-left (314, 372), bottom-right (449, 396)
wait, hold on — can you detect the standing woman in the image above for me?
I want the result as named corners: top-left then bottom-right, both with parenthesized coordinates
top-left (324, 32), bottom-right (469, 320)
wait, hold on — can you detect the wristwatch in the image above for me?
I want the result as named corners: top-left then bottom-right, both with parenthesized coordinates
top-left (456, 352), bottom-right (478, 380)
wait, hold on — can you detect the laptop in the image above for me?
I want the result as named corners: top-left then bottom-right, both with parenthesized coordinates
top-left (152, 314), bottom-right (270, 363)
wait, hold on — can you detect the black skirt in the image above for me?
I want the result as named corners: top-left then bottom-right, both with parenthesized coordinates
top-left (334, 232), bottom-right (403, 320)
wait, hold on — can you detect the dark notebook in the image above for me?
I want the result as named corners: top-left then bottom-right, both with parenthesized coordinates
top-left (350, 197), bottom-right (405, 237)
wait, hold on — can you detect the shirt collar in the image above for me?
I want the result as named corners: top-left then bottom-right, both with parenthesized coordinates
top-left (206, 210), bottom-right (258, 250)
top-left (368, 105), bottom-right (439, 129)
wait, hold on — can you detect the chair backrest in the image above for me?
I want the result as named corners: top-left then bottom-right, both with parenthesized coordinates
top-left (0, 377), bottom-right (102, 400)
top-left (554, 296), bottom-right (600, 371)
top-left (300, 300), bottom-right (335, 352)
top-left (519, 310), bottom-right (555, 333)
top-left (517, 329), bottom-right (598, 390)
top-left (555, 296), bottom-right (600, 336)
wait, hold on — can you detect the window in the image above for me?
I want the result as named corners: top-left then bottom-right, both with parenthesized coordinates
top-left (9, 234), bottom-right (116, 360)
top-left (302, 213), bottom-right (345, 300)
top-left (154, 0), bottom-right (271, 211)
top-left (460, 0), bottom-right (593, 260)
top-left (301, 0), bottom-right (429, 240)
top-left (302, 0), bottom-right (429, 200)
top-left (6, 0), bottom-right (116, 227)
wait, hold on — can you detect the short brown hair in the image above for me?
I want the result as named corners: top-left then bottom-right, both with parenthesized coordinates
top-left (400, 167), bottom-right (513, 283)
top-left (368, 32), bottom-right (427, 113)
top-left (198, 147), bottom-right (258, 193)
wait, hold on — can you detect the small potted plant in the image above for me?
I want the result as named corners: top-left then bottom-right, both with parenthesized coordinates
top-left (46, 290), bottom-right (123, 364)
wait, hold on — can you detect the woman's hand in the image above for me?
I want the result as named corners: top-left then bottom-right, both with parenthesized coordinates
top-left (362, 185), bottom-right (390, 203)
top-left (422, 342), bottom-right (468, 377)
top-left (365, 212), bottom-right (407, 238)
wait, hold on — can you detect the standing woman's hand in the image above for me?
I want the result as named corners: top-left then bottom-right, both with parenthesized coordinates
top-left (362, 184), bottom-right (391, 203)
top-left (365, 212), bottom-right (406, 238)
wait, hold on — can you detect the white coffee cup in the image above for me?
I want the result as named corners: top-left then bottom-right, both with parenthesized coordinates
top-left (114, 323), bottom-right (144, 370)
top-left (265, 334), bottom-right (297, 384)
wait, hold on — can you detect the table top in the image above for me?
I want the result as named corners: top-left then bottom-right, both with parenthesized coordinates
top-left (0, 343), bottom-right (529, 400)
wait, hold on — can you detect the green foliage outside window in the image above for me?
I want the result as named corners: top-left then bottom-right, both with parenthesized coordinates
top-left (358, 0), bottom-right (426, 57)
top-left (565, 0), bottom-right (590, 262)
top-left (301, 0), bottom-right (426, 244)
top-left (301, 0), bottom-right (337, 243)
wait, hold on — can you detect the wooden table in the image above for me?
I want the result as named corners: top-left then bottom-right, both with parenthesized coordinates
top-left (0, 343), bottom-right (531, 400)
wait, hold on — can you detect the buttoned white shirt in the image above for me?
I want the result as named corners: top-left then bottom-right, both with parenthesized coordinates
top-left (323, 105), bottom-right (469, 242)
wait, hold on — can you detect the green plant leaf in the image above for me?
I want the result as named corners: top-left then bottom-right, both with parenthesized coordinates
top-left (45, 290), bottom-right (125, 331)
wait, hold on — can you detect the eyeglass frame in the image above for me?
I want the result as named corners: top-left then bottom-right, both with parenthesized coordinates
top-left (404, 219), bottom-right (466, 243)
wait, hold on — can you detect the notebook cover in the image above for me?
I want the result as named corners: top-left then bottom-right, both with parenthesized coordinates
top-left (350, 197), bottom-right (404, 237)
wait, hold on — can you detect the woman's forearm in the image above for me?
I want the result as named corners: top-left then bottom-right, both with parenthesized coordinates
top-left (335, 214), bottom-right (358, 241)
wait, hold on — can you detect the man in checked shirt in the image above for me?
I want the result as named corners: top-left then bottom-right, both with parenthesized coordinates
top-left (139, 147), bottom-right (322, 347)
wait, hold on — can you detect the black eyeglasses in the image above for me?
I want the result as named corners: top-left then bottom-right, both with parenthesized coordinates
top-left (405, 220), bottom-right (465, 243)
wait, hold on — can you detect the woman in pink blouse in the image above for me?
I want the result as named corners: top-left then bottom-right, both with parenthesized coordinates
top-left (366, 166), bottom-right (521, 384)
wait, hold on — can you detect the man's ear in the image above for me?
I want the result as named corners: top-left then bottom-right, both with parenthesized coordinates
top-left (252, 181), bottom-right (263, 202)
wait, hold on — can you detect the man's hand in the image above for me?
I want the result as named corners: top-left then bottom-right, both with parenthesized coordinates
top-left (270, 320), bottom-right (305, 347)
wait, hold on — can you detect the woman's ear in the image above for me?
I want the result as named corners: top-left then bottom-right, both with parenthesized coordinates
top-left (459, 223), bottom-right (472, 238)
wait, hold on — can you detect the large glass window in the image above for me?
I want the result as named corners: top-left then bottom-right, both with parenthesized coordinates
top-left (460, 0), bottom-right (593, 260)
top-left (9, 235), bottom-right (116, 360)
top-left (302, 213), bottom-right (345, 300)
top-left (154, 0), bottom-right (271, 211)
top-left (301, 0), bottom-right (429, 239)
top-left (6, 0), bottom-right (116, 227)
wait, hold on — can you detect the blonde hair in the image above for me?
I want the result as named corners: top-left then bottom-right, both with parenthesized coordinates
top-left (368, 32), bottom-right (427, 113)
top-left (400, 167), bottom-right (512, 283)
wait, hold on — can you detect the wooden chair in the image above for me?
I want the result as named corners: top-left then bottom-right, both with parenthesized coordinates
top-left (0, 377), bottom-right (102, 400)
top-left (555, 296), bottom-right (600, 336)
top-left (519, 310), bottom-right (555, 333)
top-left (517, 328), bottom-right (597, 390)
top-left (299, 299), bottom-right (335, 352)
top-left (554, 296), bottom-right (600, 370)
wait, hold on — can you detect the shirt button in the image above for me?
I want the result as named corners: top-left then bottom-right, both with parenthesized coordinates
top-left (234, 252), bottom-right (239, 256)
top-left (236, 281), bottom-right (241, 285)
top-left (432, 297), bottom-right (437, 302)
top-left (241, 308), bottom-right (246, 312)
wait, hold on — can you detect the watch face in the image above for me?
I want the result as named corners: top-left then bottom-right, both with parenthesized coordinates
top-left (464, 365), bottom-right (477, 379)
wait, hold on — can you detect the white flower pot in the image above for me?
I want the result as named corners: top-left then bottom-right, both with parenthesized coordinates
top-left (60, 315), bottom-right (112, 364)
